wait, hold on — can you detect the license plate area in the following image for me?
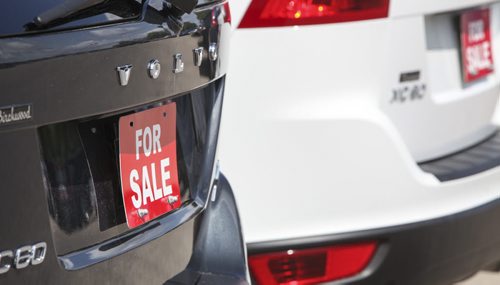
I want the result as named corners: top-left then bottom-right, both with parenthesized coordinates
top-left (37, 79), bottom-right (223, 255)
top-left (118, 103), bottom-right (181, 229)
top-left (460, 8), bottom-right (494, 83)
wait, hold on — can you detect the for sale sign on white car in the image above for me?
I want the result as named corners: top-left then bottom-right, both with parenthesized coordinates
top-left (119, 103), bottom-right (181, 229)
top-left (461, 9), bottom-right (494, 83)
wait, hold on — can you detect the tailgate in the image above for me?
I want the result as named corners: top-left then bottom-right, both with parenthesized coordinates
top-left (0, 1), bottom-right (231, 284)
top-left (383, 1), bottom-right (500, 161)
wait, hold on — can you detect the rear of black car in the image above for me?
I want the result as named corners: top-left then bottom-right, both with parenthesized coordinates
top-left (0, 1), bottom-right (247, 284)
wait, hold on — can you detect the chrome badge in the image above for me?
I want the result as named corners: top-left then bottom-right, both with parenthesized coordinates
top-left (208, 43), bottom-right (218, 62)
top-left (148, 59), bottom-right (161, 79)
top-left (193, 47), bottom-right (204, 67)
top-left (117, 64), bottom-right (133, 86)
top-left (0, 242), bottom-right (47, 274)
top-left (173, 54), bottom-right (184, 73)
top-left (0, 104), bottom-right (32, 126)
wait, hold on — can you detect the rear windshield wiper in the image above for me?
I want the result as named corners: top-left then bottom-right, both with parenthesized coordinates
top-left (32, 0), bottom-right (199, 29)
top-left (166, 0), bottom-right (198, 14)
top-left (34, 0), bottom-right (107, 27)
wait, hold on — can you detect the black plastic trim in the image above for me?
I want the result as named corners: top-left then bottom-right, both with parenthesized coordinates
top-left (419, 130), bottom-right (500, 181)
top-left (248, 198), bottom-right (500, 285)
top-left (166, 174), bottom-right (250, 285)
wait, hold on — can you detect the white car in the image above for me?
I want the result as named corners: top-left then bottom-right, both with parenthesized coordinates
top-left (220, 0), bottom-right (500, 284)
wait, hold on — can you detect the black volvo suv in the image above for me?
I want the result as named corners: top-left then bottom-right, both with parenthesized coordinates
top-left (0, 1), bottom-right (248, 284)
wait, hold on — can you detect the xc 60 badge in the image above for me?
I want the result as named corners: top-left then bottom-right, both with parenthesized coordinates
top-left (0, 242), bottom-right (47, 274)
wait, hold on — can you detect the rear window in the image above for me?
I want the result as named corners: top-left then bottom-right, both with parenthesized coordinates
top-left (0, 0), bottom-right (142, 38)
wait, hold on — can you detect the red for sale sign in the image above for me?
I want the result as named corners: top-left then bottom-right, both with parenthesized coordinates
top-left (461, 9), bottom-right (494, 83)
top-left (118, 103), bottom-right (181, 229)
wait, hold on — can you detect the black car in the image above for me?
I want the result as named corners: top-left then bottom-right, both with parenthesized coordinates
top-left (0, 0), bottom-right (248, 284)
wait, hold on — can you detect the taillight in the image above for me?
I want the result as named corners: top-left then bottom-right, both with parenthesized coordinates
top-left (212, 2), bottom-right (232, 27)
top-left (239, 0), bottom-right (389, 28)
top-left (224, 2), bottom-right (232, 24)
top-left (248, 242), bottom-right (377, 285)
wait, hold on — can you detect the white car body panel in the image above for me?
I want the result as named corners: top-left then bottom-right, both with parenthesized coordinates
top-left (391, 0), bottom-right (498, 17)
top-left (221, 0), bottom-right (500, 244)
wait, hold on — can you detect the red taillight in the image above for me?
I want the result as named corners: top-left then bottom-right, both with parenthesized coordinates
top-left (212, 2), bottom-right (232, 27)
top-left (239, 0), bottom-right (389, 28)
top-left (248, 242), bottom-right (377, 285)
top-left (224, 2), bottom-right (232, 24)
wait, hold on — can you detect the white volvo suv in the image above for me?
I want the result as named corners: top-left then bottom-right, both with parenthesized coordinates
top-left (220, 0), bottom-right (500, 284)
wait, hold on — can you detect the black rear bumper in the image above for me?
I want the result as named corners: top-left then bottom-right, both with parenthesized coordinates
top-left (419, 130), bottom-right (500, 181)
top-left (248, 198), bottom-right (500, 285)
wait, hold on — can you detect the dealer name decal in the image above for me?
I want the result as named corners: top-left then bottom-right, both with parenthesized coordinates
top-left (0, 105), bottom-right (32, 125)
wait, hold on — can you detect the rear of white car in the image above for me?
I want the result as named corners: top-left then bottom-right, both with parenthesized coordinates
top-left (220, 0), bottom-right (500, 284)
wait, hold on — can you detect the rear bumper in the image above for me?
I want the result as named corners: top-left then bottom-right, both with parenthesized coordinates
top-left (248, 198), bottom-right (500, 285)
top-left (419, 129), bottom-right (500, 181)
top-left (168, 174), bottom-right (250, 285)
